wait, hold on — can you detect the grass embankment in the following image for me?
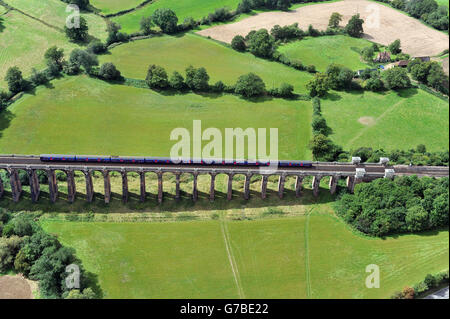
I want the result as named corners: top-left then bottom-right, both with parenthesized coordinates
top-left (0, 75), bottom-right (312, 159)
top-left (99, 33), bottom-right (313, 93)
top-left (41, 212), bottom-right (449, 298)
top-left (277, 35), bottom-right (375, 72)
top-left (320, 89), bottom-right (449, 152)
top-left (111, 0), bottom-right (241, 33)
top-left (90, 0), bottom-right (144, 15)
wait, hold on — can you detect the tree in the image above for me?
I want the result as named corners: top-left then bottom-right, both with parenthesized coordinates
top-left (382, 67), bottom-right (411, 90)
top-left (231, 35), bottom-right (246, 52)
top-left (5, 67), bottom-right (26, 94)
top-left (410, 61), bottom-right (431, 82)
top-left (152, 8), bottom-right (178, 34)
top-left (185, 66), bottom-right (210, 91)
top-left (405, 0), bottom-right (438, 19)
top-left (64, 16), bottom-right (89, 42)
top-left (326, 64), bottom-right (354, 90)
top-left (0, 236), bottom-right (22, 272)
top-left (169, 71), bottom-right (185, 90)
top-left (106, 21), bottom-right (128, 45)
top-left (30, 68), bottom-right (49, 86)
top-left (237, 0), bottom-right (252, 13)
top-left (345, 14), bottom-right (364, 38)
top-left (0, 90), bottom-right (9, 109)
top-left (392, 0), bottom-right (406, 10)
top-left (328, 12), bottom-right (343, 28)
top-left (235, 73), bottom-right (266, 97)
top-left (65, 288), bottom-right (96, 299)
top-left (44, 46), bottom-right (65, 73)
top-left (388, 39), bottom-right (401, 54)
top-left (246, 29), bottom-right (276, 58)
top-left (306, 73), bottom-right (330, 97)
top-left (140, 16), bottom-right (154, 34)
top-left (145, 65), bottom-right (169, 89)
top-left (427, 62), bottom-right (448, 92)
top-left (365, 76), bottom-right (384, 91)
top-left (98, 63), bottom-right (121, 81)
top-left (361, 46), bottom-right (375, 62)
top-left (308, 134), bottom-right (340, 161)
top-left (278, 82), bottom-right (294, 97)
top-left (405, 205), bottom-right (428, 232)
top-left (69, 49), bottom-right (98, 73)
top-left (402, 286), bottom-right (415, 299)
top-left (87, 41), bottom-right (106, 54)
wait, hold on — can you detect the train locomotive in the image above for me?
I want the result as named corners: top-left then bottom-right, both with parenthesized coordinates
top-left (40, 155), bottom-right (313, 168)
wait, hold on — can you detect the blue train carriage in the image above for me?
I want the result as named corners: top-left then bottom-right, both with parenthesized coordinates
top-left (40, 154), bottom-right (76, 162)
top-left (75, 155), bottom-right (112, 163)
top-left (111, 156), bottom-right (145, 164)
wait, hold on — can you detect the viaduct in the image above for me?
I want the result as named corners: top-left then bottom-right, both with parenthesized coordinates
top-left (0, 156), bottom-right (448, 204)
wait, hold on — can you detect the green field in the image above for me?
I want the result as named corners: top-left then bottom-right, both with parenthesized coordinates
top-left (112, 0), bottom-right (241, 33)
top-left (278, 35), bottom-right (375, 72)
top-left (6, 0), bottom-right (108, 41)
top-left (0, 10), bottom-right (77, 87)
top-left (41, 213), bottom-right (449, 298)
top-left (0, 75), bottom-right (312, 159)
top-left (436, 0), bottom-right (449, 8)
top-left (91, 0), bottom-right (144, 15)
top-left (321, 89), bottom-right (449, 152)
top-left (99, 34), bottom-right (313, 93)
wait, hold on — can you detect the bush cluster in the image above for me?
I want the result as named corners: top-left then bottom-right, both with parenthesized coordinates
top-left (0, 210), bottom-right (99, 299)
top-left (335, 176), bottom-right (449, 236)
top-left (391, 270), bottom-right (449, 299)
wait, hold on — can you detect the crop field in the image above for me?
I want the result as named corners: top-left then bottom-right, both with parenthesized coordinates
top-left (41, 213), bottom-right (449, 298)
top-left (0, 10), bottom-right (77, 87)
top-left (99, 34), bottom-right (313, 93)
top-left (0, 75), bottom-right (312, 159)
top-left (277, 35), bottom-right (374, 72)
top-left (6, 0), bottom-right (108, 41)
top-left (90, 0), bottom-right (144, 15)
top-left (320, 89), bottom-right (449, 152)
top-left (112, 0), bottom-right (241, 33)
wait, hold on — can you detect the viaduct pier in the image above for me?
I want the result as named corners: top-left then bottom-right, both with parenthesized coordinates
top-left (0, 155), bottom-right (448, 204)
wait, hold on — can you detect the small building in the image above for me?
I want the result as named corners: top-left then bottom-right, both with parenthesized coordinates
top-left (414, 56), bottom-right (430, 62)
top-left (374, 51), bottom-right (391, 63)
top-left (397, 60), bottom-right (409, 68)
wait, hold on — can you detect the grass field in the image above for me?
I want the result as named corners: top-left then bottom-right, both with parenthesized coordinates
top-left (99, 34), bottom-right (313, 93)
top-left (41, 212), bottom-right (449, 298)
top-left (112, 0), bottom-right (241, 33)
top-left (90, 0), bottom-right (144, 15)
top-left (436, 0), bottom-right (449, 8)
top-left (0, 10), bottom-right (78, 88)
top-left (6, 0), bottom-right (108, 41)
top-left (321, 89), bottom-right (449, 152)
top-left (277, 35), bottom-right (375, 72)
top-left (0, 75), bottom-right (312, 159)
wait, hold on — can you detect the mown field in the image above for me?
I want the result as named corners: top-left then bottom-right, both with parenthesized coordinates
top-left (0, 10), bottom-right (77, 87)
top-left (99, 34), bottom-right (313, 93)
top-left (321, 89), bottom-right (450, 152)
top-left (277, 35), bottom-right (374, 72)
top-left (90, 0), bottom-right (144, 15)
top-left (6, 0), bottom-right (108, 41)
top-left (112, 0), bottom-right (241, 33)
top-left (41, 212), bottom-right (449, 298)
top-left (0, 75), bottom-right (312, 159)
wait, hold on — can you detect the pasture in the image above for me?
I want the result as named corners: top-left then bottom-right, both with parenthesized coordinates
top-left (0, 10), bottom-right (77, 87)
top-left (320, 89), bottom-right (450, 152)
top-left (277, 35), bottom-right (374, 72)
top-left (99, 34), bottom-right (313, 93)
top-left (90, 0), bottom-right (144, 15)
top-left (6, 0), bottom-right (108, 41)
top-left (112, 0), bottom-right (241, 33)
top-left (0, 75), bottom-right (312, 160)
top-left (41, 213), bottom-right (449, 298)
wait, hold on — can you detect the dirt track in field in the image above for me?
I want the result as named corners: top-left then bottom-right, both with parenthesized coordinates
top-left (198, 0), bottom-right (449, 57)
top-left (0, 275), bottom-right (36, 299)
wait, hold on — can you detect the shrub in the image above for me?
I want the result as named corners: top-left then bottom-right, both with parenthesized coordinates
top-left (185, 66), bottom-right (210, 91)
top-left (5, 66), bottom-right (26, 94)
top-left (246, 29), bottom-right (276, 58)
top-left (231, 35), bottom-right (246, 51)
top-left (151, 8), bottom-right (178, 34)
top-left (169, 71), bottom-right (185, 90)
top-left (145, 64), bottom-right (169, 89)
top-left (30, 68), bottom-right (49, 86)
top-left (235, 72), bottom-right (266, 97)
top-left (87, 41), bottom-right (106, 54)
top-left (98, 63), bottom-right (121, 81)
